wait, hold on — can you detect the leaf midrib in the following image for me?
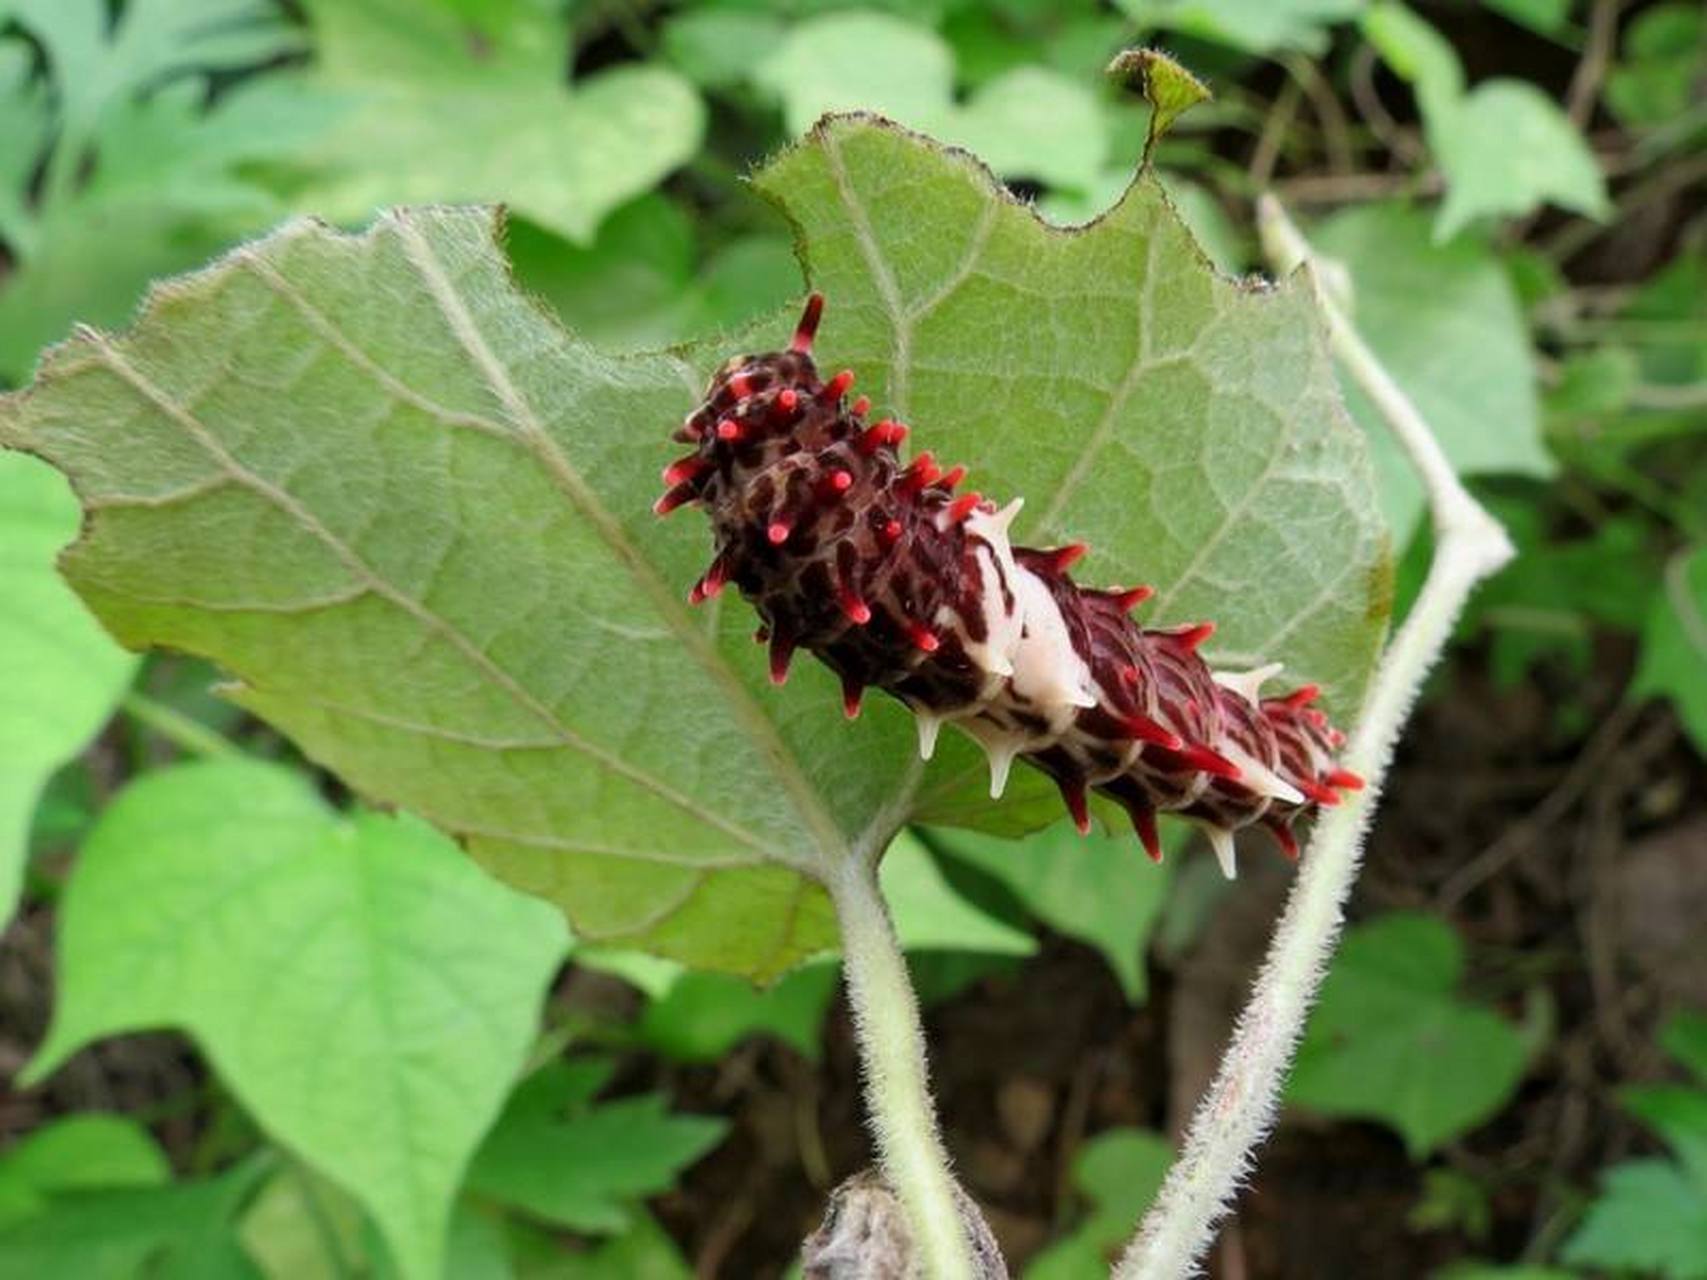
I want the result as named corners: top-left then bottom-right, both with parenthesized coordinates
top-left (388, 215), bottom-right (852, 872)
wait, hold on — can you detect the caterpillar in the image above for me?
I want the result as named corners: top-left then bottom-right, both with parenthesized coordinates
top-left (655, 296), bottom-right (1362, 876)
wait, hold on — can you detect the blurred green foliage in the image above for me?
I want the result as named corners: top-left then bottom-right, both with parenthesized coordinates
top-left (0, 0), bottom-right (1703, 1276)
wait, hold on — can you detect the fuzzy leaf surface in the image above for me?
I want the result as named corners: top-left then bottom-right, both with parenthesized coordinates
top-left (2, 116), bottom-right (1387, 976)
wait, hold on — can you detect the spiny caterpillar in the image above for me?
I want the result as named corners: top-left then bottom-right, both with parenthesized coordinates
top-left (655, 296), bottom-right (1363, 876)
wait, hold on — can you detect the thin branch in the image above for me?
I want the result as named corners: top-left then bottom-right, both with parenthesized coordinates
top-left (830, 851), bottom-right (975, 1280)
top-left (121, 690), bottom-right (240, 760)
top-left (1282, 55), bottom-right (1356, 175)
top-left (1565, 0), bottom-right (1622, 128)
top-left (1115, 197), bottom-right (1514, 1279)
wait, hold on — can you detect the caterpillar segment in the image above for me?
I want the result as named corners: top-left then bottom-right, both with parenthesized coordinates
top-left (656, 295), bottom-right (1363, 877)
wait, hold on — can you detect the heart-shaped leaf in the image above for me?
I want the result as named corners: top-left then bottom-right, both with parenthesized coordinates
top-left (0, 115), bottom-right (1387, 981)
top-left (25, 759), bottom-right (568, 1280)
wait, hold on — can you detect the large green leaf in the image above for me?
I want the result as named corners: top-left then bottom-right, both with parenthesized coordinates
top-left (752, 118), bottom-right (1389, 721)
top-left (1, 116), bottom-right (1387, 979)
top-left (24, 760), bottom-right (568, 1280)
top-left (0, 452), bottom-right (136, 922)
top-left (1286, 913), bottom-right (1529, 1156)
top-left (1312, 202), bottom-right (1550, 542)
top-left (294, 0), bottom-right (703, 245)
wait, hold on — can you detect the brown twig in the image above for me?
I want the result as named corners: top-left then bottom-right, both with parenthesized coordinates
top-left (1565, 0), bottom-right (1623, 128)
top-left (1247, 76), bottom-right (1302, 189)
top-left (1350, 41), bottom-right (1426, 167)
top-left (1284, 55), bottom-right (1357, 175)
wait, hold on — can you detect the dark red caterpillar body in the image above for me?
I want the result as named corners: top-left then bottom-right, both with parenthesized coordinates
top-left (656, 296), bottom-right (1362, 876)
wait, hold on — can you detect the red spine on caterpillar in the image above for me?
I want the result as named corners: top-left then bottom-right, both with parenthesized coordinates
top-left (657, 295), bottom-right (1361, 877)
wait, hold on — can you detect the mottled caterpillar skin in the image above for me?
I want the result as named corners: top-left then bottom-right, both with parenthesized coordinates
top-left (655, 296), bottom-right (1363, 876)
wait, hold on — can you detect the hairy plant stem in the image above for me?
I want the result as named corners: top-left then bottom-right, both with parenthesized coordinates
top-left (830, 853), bottom-right (975, 1280)
top-left (1115, 196), bottom-right (1515, 1278)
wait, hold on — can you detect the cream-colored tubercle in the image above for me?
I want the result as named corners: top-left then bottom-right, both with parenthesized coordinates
top-left (1212, 661), bottom-right (1284, 706)
top-left (906, 498), bottom-right (1263, 880)
top-left (1205, 825), bottom-right (1238, 879)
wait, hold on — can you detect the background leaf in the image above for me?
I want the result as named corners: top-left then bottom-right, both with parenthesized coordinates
top-left (0, 1114), bottom-right (170, 1226)
top-left (1286, 913), bottom-right (1529, 1156)
top-left (466, 1059), bottom-right (726, 1235)
top-left (1432, 80), bottom-right (1611, 242)
top-left (1634, 547), bottom-right (1707, 754)
top-left (1024, 1128), bottom-right (1173, 1278)
top-left (926, 820), bottom-right (1176, 1000)
top-left (293, 0), bottom-right (704, 245)
top-left (1312, 202), bottom-right (1550, 541)
top-left (0, 452), bottom-right (136, 922)
top-left (25, 759), bottom-right (569, 1280)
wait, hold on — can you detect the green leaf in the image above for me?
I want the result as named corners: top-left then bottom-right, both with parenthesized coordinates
top-left (0, 4), bottom-right (330, 381)
top-left (1312, 202), bottom-right (1550, 542)
top-left (507, 1210), bottom-right (691, 1280)
top-left (1364, 5), bottom-right (1610, 240)
top-left (946, 66), bottom-right (1110, 192)
top-left (1363, 1), bottom-right (1464, 121)
top-left (2, 117), bottom-right (1388, 983)
top-left (1463, 501), bottom-right (1655, 687)
top-left (1433, 1265), bottom-right (1577, 1280)
top-left (1635, 548), bottom-right (1707, 756)
top-left (881, 829), bottom-right (1038, 957)
top-left (1118, 0), bottom-right (1366, 55)
top-left (294, 0), bottom-right (703, 245)
top-left (637, 962), bottom-right (841, 1062)
top-left (1562, 1160), bottom-right (1707, 1279)
top-left (3, 0), bottom-right (303, 185)
top-left (466, 1060), bottom-right (726, 1235)
top-left (1025, 1128), bottom-right (1173, 1279)
top-left (238, 1165), bottom-right (372, 1280)
top-left (751, 117), bottom-right (1389, 732)
top-left (0, 1154), bottom-right (270, 1280)
top-left (755, 12), bottom-right (955, 139)
top-left (506, 196), bottom-right (698, 351)
top-left (1477, 0), bottom-right (1573, 36)
top-left (755, 17), bottom-right (1113, 195)
top-left (25, 759), bottom-right (569, 1280)
top-left (1625, 1085), bottom-right (1707, 1189)
top-left (927, 820), bottom-right (1175, 1000)
top-left (1664, 1012), bottom-right (1707, 1083)
top-left (1606, 6), bottom-right (1707, 128)
top-left (662, 9), bottom-right (788, 91)
top-left (1104, 47), bottom-right (1212, 161)
top-left (1287, 913), bottom-right (1529, 1156)
top-left (0, 1114), bottom-right (169, 1227)
top-left (0, 452), bottom-right (136, 922)
top-left (1432, 80), bottom-right (1610, 241)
